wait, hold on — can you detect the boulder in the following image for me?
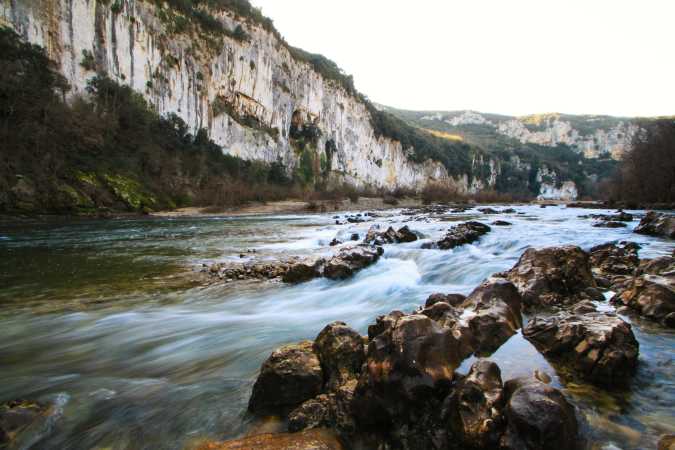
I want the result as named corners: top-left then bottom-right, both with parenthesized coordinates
top-left (500, 377), bottom-right (578, 450)
top-left (478, 207), bottom-right (499, 214)
top-left (443, 360), bottom-right (505, 449)
top-left (422, 221), bottom-right (491, 250)
top-left (492, 220), bottom-right (512, 226)
top-left (634, 211), bottom-right (675, 238)
top-left (523, 312), bottom-right (639, 386)
top-left (589, 242), bottom-right (640, 286)
top-left (248, 341), bottom-right (324, 414)
top-left (613, 256), bottom-right (675, 327)
top-left (590, 210), bottom-right (634, 222)
top-left (364, 225), bottom-right (417, 245)
top-left (313, 322), bottom-right (365, 389)
top-left (288, 379), bottom-right (358, 434)
top-left (323, 246), bottom-right (381, 280)
top-left (195, 428), bottom-right (344, 450)
top-left (282, 259), bottom-right (324, 283)
top-left (424, 292), bottom-right (466, 308)
top-left (593, 221), bottom-right (627, 228)
top-left (507, 245), bottom-right (597, 309)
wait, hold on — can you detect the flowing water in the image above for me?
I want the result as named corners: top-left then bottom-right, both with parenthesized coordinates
top-left (0, 205), bottom-right (673, 449)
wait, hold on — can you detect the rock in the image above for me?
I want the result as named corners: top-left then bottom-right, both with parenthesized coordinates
top-left (593, 221), bottom-right (627, 228)
top-left (523, 312), bottom-right (639, 386)
top-left (313, 322), bottom-right (365, 390)
top-left (507, 245), bottom-right (597, 309)
top-left (249, 341), bottom-right (324, 414)
top-left (282, 260), bottom-right (324, 283)
top-left (658, 434), bottom-right (675, 450)
top-left (590, 210), bottom-right (634, 222)
top-left (288, 395), bottom-right (332, 432)
top-left (459, 278), bottom-right (523, 355)
top-left (353, 315), bottom-right (464, 426)
top-left (589, 242), bottom-right (640, 285)
top-left (364, 225), bottom-right (417, 245)
top-left (323, 246), bottom-right (381, 280)
top-left (0, 400), bottom-right (50, 448)
top-left (533, 369), bottom-right (552, 384)
top-left (329, 238), bottom-right (341, 246)
top-left (479, 207), bottom-right (499, 214)
top-left (367, 310), bottom-right (405, 340)
top-left (613, 256), bottom-right (675, 327)
top-left (634, 211), bottom-right (675, 238)
top-left (195, 428), bottom-right (344, 450)
top-left (422, 221), bottom-right (491, 250)
top-left (500, 377), bottom-right (578, 450)
top-left (492, 220), bottom-right (512, 226)
top-left (502, 208), bottom-right (517, 213)
top-left (424, 292), bottom-right (466, 308)
top-left (571, 300), bottom-right (597, 314)
top-left (349, 233), bottom-right (359, 241)
top-left (443, 359), bottom-right (505, 449)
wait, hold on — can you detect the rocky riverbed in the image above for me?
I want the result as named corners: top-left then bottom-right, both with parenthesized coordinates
top-left (0, 205), bottom-right (673, 449)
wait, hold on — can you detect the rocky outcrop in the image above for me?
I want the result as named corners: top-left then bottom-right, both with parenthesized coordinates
top-left (500, 377), bottom-right (578, 450)
top-left (248, 341), bottom-right (323, 414)
top-left (590, 211), bottom-right (634, 222)
top-left (589, 241), bottom-right (640, 289)
top-left (282, 259), bottom-right (325, 283)
top-left (523, 312), bottom-right (639, 386)
top-left (422, 221), bottom-right (491, 250)
top-left (613, 256), bottom-right (675, 327)
top-left (507, 245), bottom-right (598, 309)
top-left (323, 246), bottom-right (381, 280)
top-left (363, 225), bottom-right (418, 245)
top-left (634, 211), bottom-right (675, 239)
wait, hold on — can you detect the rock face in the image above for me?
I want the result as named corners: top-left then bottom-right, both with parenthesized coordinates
top-left (634, 211), bottom-right (675, 238)
top-left (500, 377), bottom-right (578, 450)
top-left (1, 0), bottom-right (472, 192)
top-left (613, 256), bottom-right (675, 327)
top-left (507, 245), bottom-right (597, 309)
top-left (248, 341), bottom-right (323, 414)
top-left (422, 221), bottom-right (491, 250)
top-left (524, 312), bottom-right (639, 386)
top-left (364, 225), bottom-right (417, 245)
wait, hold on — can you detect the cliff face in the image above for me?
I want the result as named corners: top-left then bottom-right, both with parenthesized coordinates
top-left (417, 110), bottom-right (638, 160)
top-left (1, 0), bottom-right (460, 191)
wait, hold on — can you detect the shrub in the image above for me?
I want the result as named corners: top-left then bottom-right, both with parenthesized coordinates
top-left (80, 49), bottom-right (95, 71)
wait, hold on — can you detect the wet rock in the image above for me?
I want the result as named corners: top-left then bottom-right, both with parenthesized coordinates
top-left (443, 359), bottom-right (505, 449)
top-left (288, 395), bottom-right (332, 432)
top-left (613, 256), bottom-right (675, 327)
top-left (196, 428), bottom-right (344, 450)
top-left (364, 225), bottom-right (417, 245)
top-left (507, 245), bottom-right (597, 309)
top-left (282, 259), bottom-right (325, 284)
top-left (571, 300), bottom-right (597, 314)
top-left (249, 341), bottom-right (324, 414)
top-left (634, 211), bottom-right (675, 238)
top-left (492, 220), bottom-right (512, 226)
top-left (366, 310), bottom-right (405, 340)
top-left (589, 242), bottom-right (640, 286)
top-left (593, 221), bottom-right (627, 228)
top-left (323, 246), bottom-right (381, 280)
top-left (349, 233), bottom-right (359, 241)
top-left (0, 400), bottom-right (50, 448)
top-left (424, 292), bottom-right (466, 308)
top-left (329, 238), bottom-right (341, 247)
top-left (500, 377), bottom-right (578, 450)
top-left (422, 221), bottom-right (491, 250)
top-left (590, 210), bottom-right (634, 222)
top-left (533, 369), bottom-right (552, 384)
top-left (523, 312), bottom-right (639, 386)
top-left (479, 207), bottom-right (499, 214)
top-left (658, 434), bottom-right (675, 450)
top-left (502, 208), bottom-right (517, 213)
top-left (313, 322), bottom-right (365, 389)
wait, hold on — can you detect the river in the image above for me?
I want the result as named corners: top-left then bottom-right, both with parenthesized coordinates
top-left (0, 204), bottom-right (673, 449)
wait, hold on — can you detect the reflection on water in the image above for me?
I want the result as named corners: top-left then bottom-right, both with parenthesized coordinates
top-left (0, 205), bottom-right (673, 449)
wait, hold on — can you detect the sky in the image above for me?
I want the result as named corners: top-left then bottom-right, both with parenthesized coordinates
top-left (250, 0), bottom-right (675, 117)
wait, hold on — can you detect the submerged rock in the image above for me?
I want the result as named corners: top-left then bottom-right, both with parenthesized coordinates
top-left (248, 341), bottom-right (323, 414)
top-left (613, 256), bottom-right (675, 327)
top-left (500, 377), bottom-right (578, 450)
top-left (444, 360), bottom-right (505, 449)
top-left (323, 246), bottom-right (381, 280)
top-left (634, 211), bottom-right (675, 238)
top-left (195, 428), bottom-right (344, 450)
top-left (507, 245), bottom-right (597, 309)
top-left (523, 312), bottom-right (639, 386)
top-left (0, 400), bottom-right (51, 448)
top-left (422, 221), bottom-right (491, 250)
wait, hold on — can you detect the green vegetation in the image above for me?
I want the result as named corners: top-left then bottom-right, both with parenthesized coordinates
top-left (0, 27), bottom-right (297, 214)
top-left (80, 49), bottom-right (96, 71)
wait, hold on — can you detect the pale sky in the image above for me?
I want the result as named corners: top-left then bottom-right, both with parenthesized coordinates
top-left (250, 0), bottom-right (675, 117)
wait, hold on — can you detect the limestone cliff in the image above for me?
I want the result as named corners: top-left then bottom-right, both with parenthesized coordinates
top-left (1, 0), bottom-right (463, 191)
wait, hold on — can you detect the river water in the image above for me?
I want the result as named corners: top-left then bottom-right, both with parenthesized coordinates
top-left (0, 205), bottom-right (673, 449)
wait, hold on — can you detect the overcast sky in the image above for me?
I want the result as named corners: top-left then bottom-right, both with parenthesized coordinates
top-left (250, 0), bottom-right (674, 117)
